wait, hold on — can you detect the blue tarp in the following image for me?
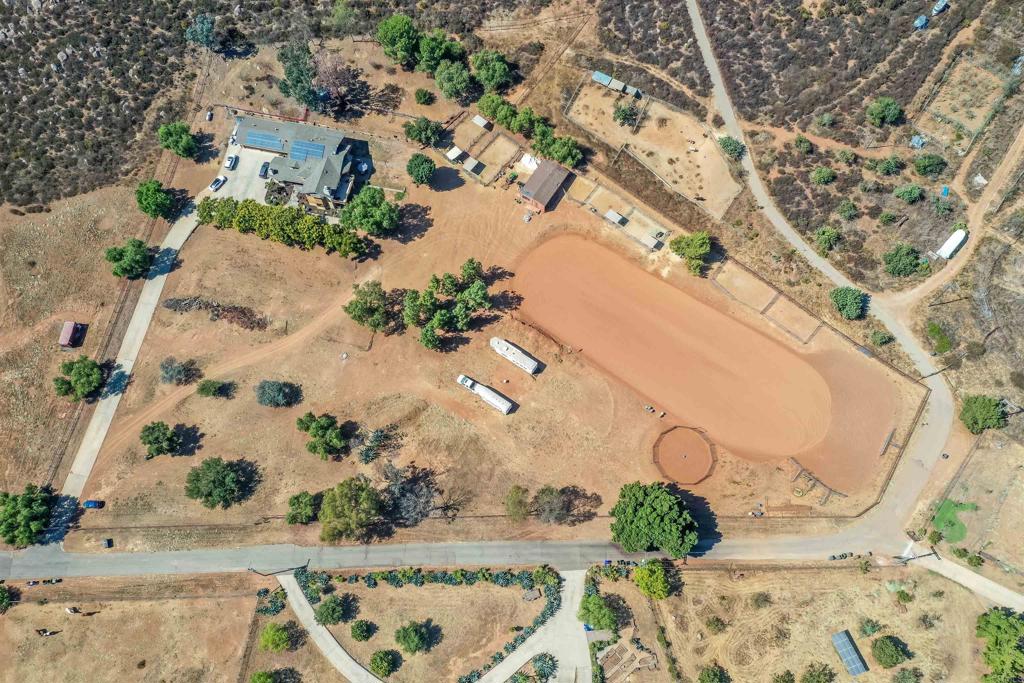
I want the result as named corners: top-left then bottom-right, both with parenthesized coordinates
top-left (914, 15), bottom-right (929, 29)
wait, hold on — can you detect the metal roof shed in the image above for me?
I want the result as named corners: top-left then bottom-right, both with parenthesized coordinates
top-left (623, 85), bottom-right (640, 97)
top-left (937, 228), bottom-right (968, 259)
top-left (608, 78), bottom-right (626, 91)
top-left (640, 233), bottom-right (662, 251)
top-left (914, 15), bottom-right (929, 29)
top-left (592, 71), bottom-right (612, 87)
top-left (520, 160), bottom-right (571, 212)
top-left (831, 631), bottom-right (868, 676)
top-left (463, 156), bottom-right (483, 174)
top-left (472, 114), bottom-right (492, 130)
top-left (446, 146), bottom-right (464, 161)
top-left (604, 209), bottom-right (627, 225)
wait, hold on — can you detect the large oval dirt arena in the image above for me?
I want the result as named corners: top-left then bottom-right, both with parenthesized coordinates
top-left (514, 234), bottom-right (900, 489)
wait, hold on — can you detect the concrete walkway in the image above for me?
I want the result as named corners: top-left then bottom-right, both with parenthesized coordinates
top-left (278, 572), bottom-right (380, 683)
top-left (61, 209), bottom-right (201, 497)
top-left (478, 570), bottom-right (591, 683)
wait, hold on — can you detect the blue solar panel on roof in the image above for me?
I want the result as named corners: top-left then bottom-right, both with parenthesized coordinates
top-left (290, 140), bottom-right (326, 161)
top-left (245, 131), bottom-right (285, 152)
top-left (831, 631), bottom-right (868, 676)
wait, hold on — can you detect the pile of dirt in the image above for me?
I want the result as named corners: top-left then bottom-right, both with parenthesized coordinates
top-left (163, 296), bottom-right (269, 331)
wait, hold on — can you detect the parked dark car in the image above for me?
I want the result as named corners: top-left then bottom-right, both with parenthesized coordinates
top-left (259, 161), bottom-right (270, 179)
top-left (82, 500), bottom-right (105, 509)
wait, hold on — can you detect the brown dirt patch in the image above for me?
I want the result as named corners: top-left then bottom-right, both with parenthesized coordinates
top-left (329, 580), bottom-right (543, 682)
top-left (654, 427), bottom-right (714, 485)
top-left (763, 297), bottom-right (821, 344)
top-left (713, 261), bottom-right (777, 311)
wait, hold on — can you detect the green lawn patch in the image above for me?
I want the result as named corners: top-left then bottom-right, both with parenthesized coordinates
top-left (932, 499), bottom-right (977, 543)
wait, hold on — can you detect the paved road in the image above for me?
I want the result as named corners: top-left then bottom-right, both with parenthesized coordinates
top-left (278, 572), bottom-right (381, 683)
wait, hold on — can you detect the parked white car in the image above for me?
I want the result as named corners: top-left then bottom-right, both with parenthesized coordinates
top-left (224, 154), bottom-right (238, 170)
top-left (209, 175), bottom-right (227, 192)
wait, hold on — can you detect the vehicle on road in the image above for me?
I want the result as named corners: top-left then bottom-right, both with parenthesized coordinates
top-left (26, 580), bottom-right (39, 586)
top-left (43, 578), bottom-right (62, 585)
top-left (82, 499), bottom-right (104, 509)
top-left (259, 161), bottom-right (270, 178)
top-left (209, 175), bottom-right (227, 192)
top-left (224, 154), bottom-right (238, 170)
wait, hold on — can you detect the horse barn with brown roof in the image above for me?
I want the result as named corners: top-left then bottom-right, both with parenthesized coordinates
top-left (520, 160), bottom-right (572, 213)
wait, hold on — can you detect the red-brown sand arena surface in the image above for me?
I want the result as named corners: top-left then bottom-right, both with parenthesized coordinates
top-left (514, 235), bottom-right (899, 492)
top-left (654, 427), bottom-right (714, 484)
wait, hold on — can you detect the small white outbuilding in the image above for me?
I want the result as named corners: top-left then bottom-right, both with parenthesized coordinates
top-left (937, 228), bottom-right (968, 259)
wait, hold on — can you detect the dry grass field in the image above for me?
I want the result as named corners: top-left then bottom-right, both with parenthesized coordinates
top-left (243, 604), bottom-right (348, 683)
top-left (329, 579), bottom-right (544, 682)
top-left (917, 57), bottom-right (1005, 155)
top-left (646, 566), bottom-right (986, 683)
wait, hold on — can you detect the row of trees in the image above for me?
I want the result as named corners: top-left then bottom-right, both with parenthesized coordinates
top-left (0, 485), bottom-right (54, 547)
top-left (476, 94), bottom-right (583, 167)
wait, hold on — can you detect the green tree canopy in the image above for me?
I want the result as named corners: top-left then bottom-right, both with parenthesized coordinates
top-left (0, 484), bottom-right (53, 547)
top-left (184, 13), bottom-right (217, 50)
top-left (157, 121), bottom-right (197, 158)
top-left (416, 29), bottom-right (464, 75)
top-left (259, 622), bottom-right (290, 652)
top-left (53, 355), bottom-right (103, 401)
top-left (698, 663), bottom-right (729, 683)
top-left (669, 230), bottom-right (712, 275)
top-left (866, 96), bottom-right (903, 126)
top-left (314, 594), bottom-right (354, 625)
top-left (377, 14), bottom-right (421, 67)
top-left (105, 238), bottom-right (152, 279)
top-left (794, 134), bottom-right (812, 154)
top-left (343, 280), bottom-right (392, 331)
top-left (871, 635), bottom-right (909, 668)
top-left (184, 457), bottom-right (251, 509)
top-left (403, 116), bottom-right (444, 147)
top-left (883, 243), bottom-right (921, 277)
top-left (287, 491), bottom-right (319, 524)
top-left (319, 476), bottom-right (383, 541)
top-left (577, 593), bottom-right (617, 630)
top-left (0, 584), bottom-right (12, 614)
top-left (977, 608), bottom-right (1024, 682)
top-left (836, 198), bottom-right (858, 220)
top-left (435, 59), bottom-right (472, 100)
top-left (406, 153), bottom-right (436, 185)
top-left (471, 49), bottom-right (513, 92)
top-left (139, 421), bottom-right (181, 458)
top-left (136, 180), bottom-right (172, 218)
top-left (395, 620), bottom-right (430, 653)
top-left (877, 155), bottom-right (905, 176)
top-left (914, 154), bottom-right (947, 177)
top-left (633, 560), bottom-right (671, 600)
top-left (613, 102), bottom-right (640, 127)
top-left (609, 482), bottom-right (699, 558)
top-left (415, 88), bottom-right (435, 105)
top-left (296, 412), bottom-right (347, 460)
top-left (718, 135), bottom-right (745, 159)
top-left (960, 395), bottom-right (1007, 434)
top-left (800, 662), bottom-right (837, 683)
top-left (250, 672), bottom-right (274, 683)
top-left (340, 186), bottom-right (399, 236)
top-left (255, 380), bottom-right (302, 407)
top-left (810, 166), bottom-right (838, 185)
top-left (278, 41), bottom-right (319, 110)
top-left (815, 225), bottom-right (841, 253)
top-left (829, 286), bottom-right (866, 320)
top-left (505, 485), bottom-right (530, 522)
top-left (370, 649), bottom-right (399, 677)
top-left (351, 619), bottom-right (375, 641)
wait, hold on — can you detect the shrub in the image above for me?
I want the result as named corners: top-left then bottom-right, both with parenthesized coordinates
top-left (139, 421), bottom-right (180, 458)
top-left (504, 485), bottom-right (530, 522)
top-left (951, 546), bottom-right (969, 559)
top-left (877, 155), bottom-right (905, 176)
top-left (414, 88), bottom-right (435, 105)
top-left (395, 620), bottom-right (430, 653)
top-left (669, 230), bottom-right (712, 275)
top-left (835, 149), bottom-right (857, 165)
top-left (351, 619), bottom-right (375, 641)
top-left (286, 491), bottom-right (319, 524)
top-left (157, 121), bottom-right (197, 159)
top-left (977, 608), bottom-right (1024, 681)
top-left (860, 618), bottom-right (883, 636)
top-left (403, 116), bottom-right (444, 147)
top-left (878, 210), bottom-right (898, 225)
top-left (532, 653), bottom-right (558, 681)
top-left (255, 380), bottom-right (302, 407)
top-left (633, 560), bottom-right (671, 600)
top-left (773, 673), bottom-right (796, 683)
top-left (871, 635), bottom-right (909, 668)
top-left (866, 96), bottom-right (903, 126)
top-left (185, 458), bottom-right (254, 509)
top-left (532, 485), bottom-right (569, 524)
top-left (752, 591), bottom-right (773, 609)
top-left (816, 113), bottom-right (835, 127)
top-left (259, 623), bottom-right (290, 652)
top-left (794, 134), bottom-right (812, 153)
top-left (829, 287), bottom-right (866, 319)
top-left (135, 180), bottom-right (172, 218)
top-left (892, 668), bottom-right (923, 683)
top-left (407, 153), bottom-right (436, 185)
top-left (314, 594), bottom-right (354, 625)
top-left (914, 154), bottom-right (947, 177)
top-left (296, 412), bottom-right (347, 460)
top-left (960, 395), bottom-right (1007, 434)
top-left (196, 379), bottom-right (231, 398)
top-left (894, 184), bottom-right (923, 204)
top-left (698, 663), bottom-right (729, 683)
top-left (105, 238), bottom-right (152, 279)
top-left (159, 356), bottom-right (201, 385)
top-left (883, 243), bottom-right (921, 277)
top-left (810, 166), bottom-right (837, 185)
top-left (53, 355), bottom-right (103, 401)
top-left (871, 330), bottom-right (894, 346)
top-left (370, 649), bottom-right (399, 677)
top-left (896, 589), bottom-right (914, 604)
top-left (0, 584), bottom-right (12, 614)
top-left (927, 529), bottom-right (943, 545)
top-left (0, 484), bottom-right (53, 547)
top-left (705, 615), bottom-right (727, 634)
top-left (718, 135), bottom-right (745, 159)
top-left (815, 226), bottom-right (841, 253)
top-left (926, 322), bottom-right (952, 354)
top-left (613, 102), bottom-right (640, 127)
top-left (250, 673), bottom-right (274, 683)
top-left (800, 662), bottom-right (837, 683)
top-left (836, 199), bottom-right (858, 220)
top-left (967, 554), bottom-right (985, 567)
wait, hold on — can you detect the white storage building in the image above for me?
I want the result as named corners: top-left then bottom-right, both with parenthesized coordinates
top-left (937, 228), bottom-right (967, 259)
top-left (490, 338), bottom-right (540, 375)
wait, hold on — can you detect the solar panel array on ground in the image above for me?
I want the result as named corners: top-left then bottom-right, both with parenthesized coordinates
top-left (244, 131), bottom-right (285, 152)
top-left (290, 140), bottom-right (326, 161)
top-left (831, 630), bottom-right (868, 676)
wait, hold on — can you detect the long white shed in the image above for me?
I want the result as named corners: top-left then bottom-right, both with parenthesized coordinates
top-left (937, 228), bottom-right (967, 259)
top-left (490, 337), bottom-right (540, 375)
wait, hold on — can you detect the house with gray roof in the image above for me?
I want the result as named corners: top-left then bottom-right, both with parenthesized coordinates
top-left (235, 116), bottom-right (362, 211)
